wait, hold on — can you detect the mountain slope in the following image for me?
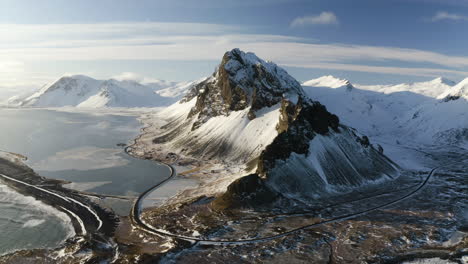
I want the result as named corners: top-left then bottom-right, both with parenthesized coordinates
top-left (301, 76), bottom-right (468, 146)
top-left (144, 49), bottom-right (399, 205)
top-left (301, 76), bottom-right (431, 138)
top-left (76, 79), bottom-right (169, 108)
top-left (396, 78), bottom-right (468, 144)
top-left (397, 98), bottom-right (468, 145)
top-left (437, 77), bottom-right (468, 101)
top-left (21, 75), bottom-right (102, 107)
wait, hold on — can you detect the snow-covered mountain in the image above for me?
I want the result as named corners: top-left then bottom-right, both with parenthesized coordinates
top-left (359, 77), bottom-right (455, 98)
top-left (303, 76), bottom-right (385, 138)
top-left (144, 49), bottom-right (399, 205)
top-left (302, 75), bottom-right (467, 146)
top-left (397, 97), bottom-right (468, 145)
top-left (397, 78), bottom-right (468, 144)
top-left (8, 75), bottom-right (195, 108)
top-left (437, 77), bottom-right (468, 101)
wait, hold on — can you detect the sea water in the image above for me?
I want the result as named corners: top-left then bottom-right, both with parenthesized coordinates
top-left (0, 108), bottom-right (170, 255)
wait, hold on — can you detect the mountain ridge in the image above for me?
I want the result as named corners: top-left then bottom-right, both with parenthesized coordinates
top-left (141, 48), bottom-right (400, 208)
top-left (7, 75), bottom-right (195, 108)
top-left (302, 75), bottom-right (467, 146)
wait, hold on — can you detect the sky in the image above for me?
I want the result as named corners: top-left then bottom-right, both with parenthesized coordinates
top-left (1, 0), bottom-right (468, 98)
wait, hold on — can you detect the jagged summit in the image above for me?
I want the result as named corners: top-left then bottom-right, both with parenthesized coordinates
top-left (430, 77), bottom-right (456, 86)
top-left (149, 49), bottom-right (399, 205)
top-left (183, 48), bottom-right (304, 127)
top-left (438, 77), bottom-right (468, 101)
top-left (302, 75), bottom-right (354, 90)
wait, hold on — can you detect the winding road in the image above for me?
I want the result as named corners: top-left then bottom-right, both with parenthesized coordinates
top-left (129, 157), bottom-right (463, 245)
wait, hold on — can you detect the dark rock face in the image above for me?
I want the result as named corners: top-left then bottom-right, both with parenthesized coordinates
top-left (258, 98), bottom-right (340, 177)
top-left (377, 144), bottom-right (384, 154)
top-left (276, 97), bottom-right (303, 134)
top-left (212, 174), bottom-right (278, 210)
top-left (183, 48), bottom-right (303, 130)
top-left (442, 95), bottom-right (460, 102)
top-left (47, 77), bottom-right (80, 92)
top-left (358, 135), bottom-right (370, 147)
top-left (214, 93), bottom-right (398, 204)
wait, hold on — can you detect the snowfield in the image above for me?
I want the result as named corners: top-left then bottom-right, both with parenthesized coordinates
top-left (302, 75), bottom-right (468, 147)
top-left (156, 98), bottom-right (283, 162)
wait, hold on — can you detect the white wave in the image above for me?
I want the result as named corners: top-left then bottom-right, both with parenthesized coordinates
top-left (22, 219), bottom-right (46, 228)
top-left (0, 184), bottom-right (75, 237)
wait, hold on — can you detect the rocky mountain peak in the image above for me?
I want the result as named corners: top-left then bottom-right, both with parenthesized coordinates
top-left (438, 77), bottom-right (468, 101)
top-left (183, 48), bottom-right (304, 129)
top-left (431, 77), bottom-right (456, 86)
top-left (41, 75), bottom-right (100, 95)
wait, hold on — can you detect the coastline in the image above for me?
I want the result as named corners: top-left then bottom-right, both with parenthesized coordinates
top-left (0, 156), bottom-right (120, 261)
top-left (0, 108), bottom-right (197, 262)
top-left (0, 108), bottom-right (465, 263)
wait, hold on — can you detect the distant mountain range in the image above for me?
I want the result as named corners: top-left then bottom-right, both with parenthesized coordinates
top-left (302, 75), bottom-right (468, 146)
top-left (5, 75), bottom-right (197, 108)
top-left (3, 52), bottom-right (467, 148)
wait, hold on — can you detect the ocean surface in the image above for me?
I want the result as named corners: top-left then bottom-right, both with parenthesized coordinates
top-left (0, 108), bottom-right (169, 256)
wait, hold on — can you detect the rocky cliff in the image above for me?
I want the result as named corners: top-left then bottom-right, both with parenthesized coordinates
top-left (151, 48), bottom-right (399, 208)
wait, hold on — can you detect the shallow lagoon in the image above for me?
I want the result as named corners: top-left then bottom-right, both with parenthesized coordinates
top-left (0, 108), bottom-right (168, 255)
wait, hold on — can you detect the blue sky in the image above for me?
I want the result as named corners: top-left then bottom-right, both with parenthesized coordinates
top-left (1, 0), bottom-right (468, 95)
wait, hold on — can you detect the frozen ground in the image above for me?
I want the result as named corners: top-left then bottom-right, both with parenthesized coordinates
top-left (119, 72), bottom-right (467, 263)
top-left (1, 73), bottom-right (466, 263)
top-left (139, 143), bottom-right (467, 264)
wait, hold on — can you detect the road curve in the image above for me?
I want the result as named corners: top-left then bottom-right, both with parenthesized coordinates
top-left (129, 157), bottom-right (459, 245)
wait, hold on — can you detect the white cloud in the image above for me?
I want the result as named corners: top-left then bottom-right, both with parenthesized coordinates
top-left (0, 61), bottom-right (24, 72)
top-left (112, 72), bottom-right (145, 82)
top-left (1, 22), bottom-right (468, 89)
top-left (111, 72), bottom-right (164, 83)
top-left (281, 62), bottom-right (468, 78)
top-left (290, 12), bottom-right (339, 27)
top-left (0, 61), bottom-right (26, 88)
top-left (431, 11), bottom-right (468, 21)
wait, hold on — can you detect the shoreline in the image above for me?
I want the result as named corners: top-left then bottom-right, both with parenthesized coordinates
top-left (0, 108), bottom-right (466, 262)
top-left (0, 108), bottom-right (184, 262)
top-left (0, 154), bottom-right (119, 261)
top-left (0, 152), bottom-right (119, 233)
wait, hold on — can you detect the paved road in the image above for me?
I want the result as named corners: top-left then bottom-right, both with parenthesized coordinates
top-left (129, 158), bottom-right (459, 245)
